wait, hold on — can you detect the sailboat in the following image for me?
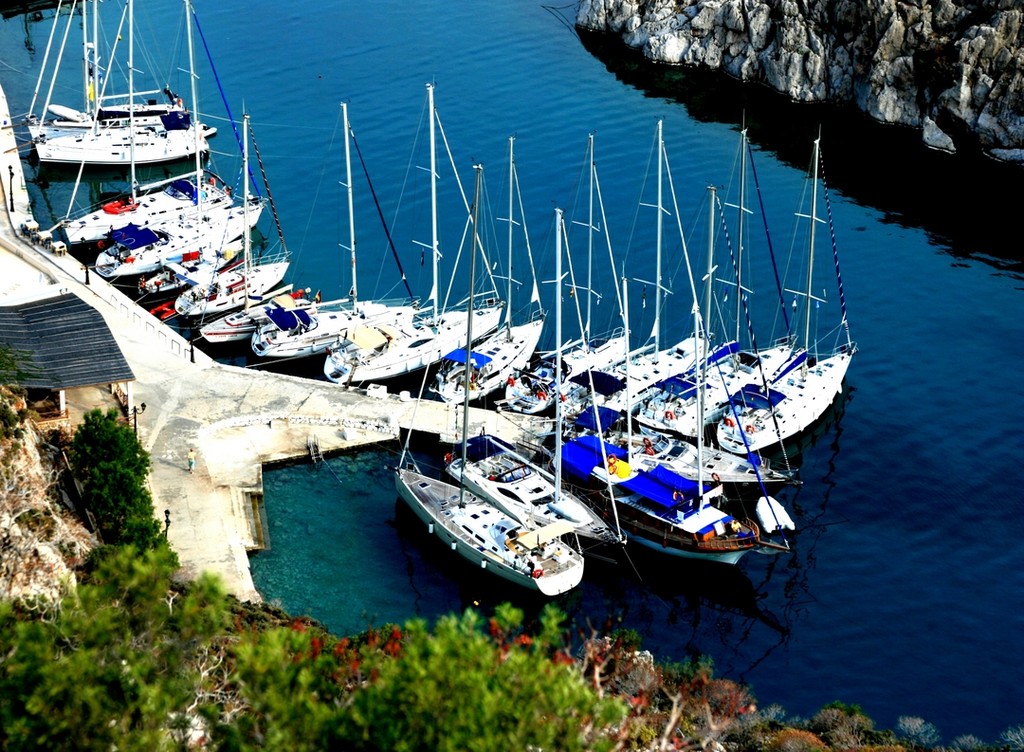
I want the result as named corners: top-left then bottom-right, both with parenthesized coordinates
top-left (716, 135), bottom-right (857, 456)
top-left (173, 114), bottom-right (289, 319)
top-left (632, 128), bottom-right (793, 441)
top-left (394, 177), bottom-right (584, 596)
top-left (198, 288), bottom-right (310, 345)
top-left (431, 136), bottom-right (544, 404)
top-left (444, 207), bottom-right (622, 548)
top-left (251, 102), bottom-right (417, 360)
top-left (560, 218), bottom-right (794, 564)
top-left (28, 0), bottom-right (214, 166)
top-left (323, 83), bottom-right (504, 385)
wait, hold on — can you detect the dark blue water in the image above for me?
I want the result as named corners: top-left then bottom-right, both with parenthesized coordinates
top-left (3, 2), bottom-right (1022, 743)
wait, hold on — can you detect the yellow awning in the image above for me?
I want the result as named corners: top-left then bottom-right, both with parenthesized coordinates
top-left (514, 520), bottom-right (576, 549)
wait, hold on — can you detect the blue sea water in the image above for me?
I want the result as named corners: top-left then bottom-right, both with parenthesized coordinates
top-left (2, 1), bottom-right (1022, 743)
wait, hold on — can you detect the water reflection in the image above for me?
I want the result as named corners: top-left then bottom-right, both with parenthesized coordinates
top-left (577, 29), bottom-right (1023, 271)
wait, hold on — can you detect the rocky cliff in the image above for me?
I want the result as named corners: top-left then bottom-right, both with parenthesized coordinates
top-left (577, 0), bottom-right (1024, 163)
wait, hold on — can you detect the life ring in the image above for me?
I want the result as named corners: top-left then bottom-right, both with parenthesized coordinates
top-left (536, 391), bottom-right (547, 401)
top-left (443, 452), bottom-right (453, 464)
top-left (208, 176), bottom-right (216, 186)
top-left (745, 424), bottom-right (755, 434)
top-left (531, 569), bottom-right (543, 579)
top-left (176, 97), bottom-right (184, 108)
top-left (724, 416), bottom-right (735, 427)
top-left (665, 410), bottom-right (676, 421)
top-left (96, 239), bottom-right (105, 250)
top-left (507, 376), bottom-right (515, 387)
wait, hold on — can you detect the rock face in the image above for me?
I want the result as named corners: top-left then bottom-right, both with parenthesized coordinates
top-left (577, 0), bottom-right (1024, 163)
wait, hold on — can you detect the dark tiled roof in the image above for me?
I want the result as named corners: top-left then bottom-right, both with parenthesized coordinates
top-left (0, 293), bottom-right (135, 389)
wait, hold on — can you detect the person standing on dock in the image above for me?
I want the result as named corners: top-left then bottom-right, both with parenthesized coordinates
top-left (187, 448), bottom-right (196, 474)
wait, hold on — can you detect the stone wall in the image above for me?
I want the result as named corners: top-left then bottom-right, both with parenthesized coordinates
top-left (577, 0), bottom-right (1024, 163)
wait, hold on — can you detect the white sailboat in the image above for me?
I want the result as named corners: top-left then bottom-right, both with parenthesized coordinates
top-left (323, 83), bottom-right (504, 385)
top-left (198, 288), bottom-right (310, 345)
top-left (634, 128), bottom-right (794, 442)
top-left (251, 102), bottom-right (417, 360)
top-left (445, 209), bottom-right (622, 548)
top-left (432, 136), bottom-right (544, 404)
top-left (28, 0), bottom-right (214, 166)
top-left (173, 114), bottom-right (289, 319)
top-left (716, 135), bottom-right (857, 456)
top-left (395, 175), bottom-right (584, 597)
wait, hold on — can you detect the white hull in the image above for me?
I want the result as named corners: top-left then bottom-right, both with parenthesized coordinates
top-left (717, 349), bottom-right (854, 455)
top-left (324, 305), bottom-right (504, 384)
top-left (175, 261), bottom-right (291, 318)
top-left (432, 318), bottom-right (545, 403)
top-left (199, 292), bottom-right (310, 344)
top-left (65, 181), bottom-right (259, 247)
top-left (634, 342), bottom-right (793, 439)
top-left (31, 123), bottom-right (213, 166)
top-left (252, 300), bottom-right (415, 360)
top-left (395, 468), bottom-right (584, 596)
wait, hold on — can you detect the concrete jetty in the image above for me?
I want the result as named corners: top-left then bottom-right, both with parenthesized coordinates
top-left (0, 82), bottom-right (552, 601)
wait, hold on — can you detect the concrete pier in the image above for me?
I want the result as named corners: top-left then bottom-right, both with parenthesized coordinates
top-left (0, 82), bottom-right (551, 601)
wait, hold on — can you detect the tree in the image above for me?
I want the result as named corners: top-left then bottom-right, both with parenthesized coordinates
top-left (70, 408), bottom-right (163, 551)
top-left (0, 546), bottom-right (228, 751)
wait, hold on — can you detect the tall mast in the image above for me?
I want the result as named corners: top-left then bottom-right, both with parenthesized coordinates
top-left (427, 83), bottom-right (439, 323)
top-left (553, 207), bottom-right (564, 505)
top-left (705, 184), bottom-right (716, 344)
top-left (653, 119), bottom-right (664, 359)
top-left (586, 133), bottom-right (594, 345)
top-left (343, 101), bottom-right (357, 310)
top-left (804, 136), bottom-right (820, 366)
top-left (185, 0), bottom-right (201, 211)
top-left (241, 113), bottom-right (251, 309)
top-left (458, 165), bottom-right (483, 508)
top-left (735, 125), bottom-right (748, 346)
top-left (505, 135), bottom-right (515, 337)
top-left (127, 0), bottom-right (136, 193)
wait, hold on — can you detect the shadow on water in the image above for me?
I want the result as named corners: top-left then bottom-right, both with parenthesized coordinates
top-left (577, 29), bottom-right (1024, 272)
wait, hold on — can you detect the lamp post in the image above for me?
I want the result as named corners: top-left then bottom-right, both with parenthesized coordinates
top-left (132, 402), bottom-right (147, 434)
top-left (7, 165), bottom-right (13, 212)
top-left (163, 509), bottom-right (171, 538)
top-left (84, 263), bottom-right (90, 286)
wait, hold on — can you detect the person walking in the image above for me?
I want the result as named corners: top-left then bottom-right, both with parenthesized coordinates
top-left (187, 447), bottom-right (196, 474)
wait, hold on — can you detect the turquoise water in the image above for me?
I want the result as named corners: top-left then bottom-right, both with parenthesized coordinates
top-left (2, 1), bottom-right (1022, 742)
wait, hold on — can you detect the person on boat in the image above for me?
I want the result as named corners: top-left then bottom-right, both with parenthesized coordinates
top-left (642, 436), bottom-right (656, 456)
top-left (606, 454), bottom-right (618, 474)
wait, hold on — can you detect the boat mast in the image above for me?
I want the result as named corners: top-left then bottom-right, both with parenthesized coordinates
top-left (241, 113), bottom-right (251, 309)
top-left (342, 101), bottom-right (358, 311)
top-left (735, 124), bottom-right (748, 347)
top-left (704, 184), bottom-right (716, 347)
top-left (427, 83), bottom-right (440, 323)
top-left (585, 133), bottom-right (594, 346)
top-left (803, 136), bottom-right (820, 371)
top-left (458, 165), bottom-right (483, 508)
top-left (653, 119), bottom-right (664, 360)
top-left (504, 135), bottom-right (515, 338)
top-left (185, 0), bottom-right (201, 211)
top-left (127, 0), bottom-right (135, 190)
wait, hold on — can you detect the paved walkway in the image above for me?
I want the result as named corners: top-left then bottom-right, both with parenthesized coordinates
top-left (0, 83), bottom-right (551, 601)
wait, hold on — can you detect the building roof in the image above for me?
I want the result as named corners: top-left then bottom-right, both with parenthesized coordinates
top-left (0, 293), bottom-right (135, 389)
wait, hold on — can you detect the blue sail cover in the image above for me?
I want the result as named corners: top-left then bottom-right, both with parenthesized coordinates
top-left (442, 349), bottom-right (492, 367)
top-left (727, 382), bottom-right (787, 410)
top-left (167, 179), bottom-right (199, 203)
top-left (111, 223), bottom-right (161, 248)
top-left (569, 370), bottom-right (626, 396)
top-left (160, 111), bottom-right (192, 131)
top-left (654, 375), bottom-right (698, 400)
top-left (560, 434), bottom-right (628, 481)
top-left (265, 306), bottom-right (313, 331)
top-left (574, 405), bottom-right (620, 433)
top-left (456, 434), bottom-right (514, 462)
top-left (708, 340), bottom-right (740, 365)
top-left (771, 349), bottom-right (809, 381)
top-left (618, 464), bottom-right (700, 508)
